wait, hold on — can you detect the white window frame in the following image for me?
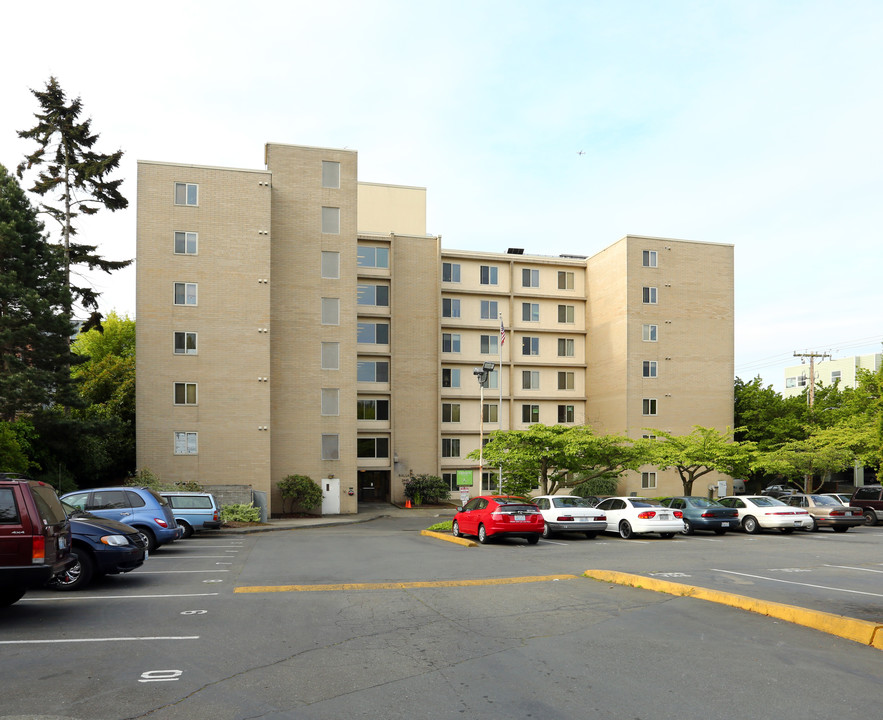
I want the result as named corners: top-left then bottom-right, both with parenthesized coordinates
top-left (557, 338), bottom-right (574, 357)
top-left (522, 268), bottom-right (539, 288)
top-left (357, 245), bottom-right (389, 268)
top-left (442, 333), bottom-right (461, 353)
top-left (174, 382), bottom-right (198, 406)
top-left (174, 182), bottom-right (198, 206)
top-left (322, 160), bottom-right (341, 189)
top-left (558, 271), bottom-right (574, 290)
top-left (522, 370), bottom-right (539, 390)
top-left (482, 404), bottom-right (499, 423)
top-left (557, 405), bottom-right (575, 423)
top-left (642, 250), bottom-right (658, 268)
top-left (441, 438), bottom-right (460, 458)
top-left (480, 265), bottom-right (498, 285)
top-left (480, 335), bottom-right (498, 354)
top-left (522, 404), bottom-right (540, 423)
top-left (642, 324), bottom-right (658, 342)
top-left (173, 431), bottom-right (198, 455)
top-left (522, 302), bottom-right (539, 322)
top-left (321, 342), bottom-right (340, 370)
top-left (174, 282), bottom-right (198, 306)
top-left (523, 337), bottom-right (540, 356)
top-left (357, 360), bottom-right (389, 383)
top-left (357, 398), bottom-right (389, 421)
top-left (442, 403), bottom-right (461, 423)
top-left (642, 286), bottom-right (657, 304)
top-left (357, 322), bottom-right (389, 344)
top-left (321, 206), bottom-right (340, 234)
top-left (558, 371), bottom-right (575, 390)
top-left (442, 262), bottom-right (461, 283)
top-left (480, 300), bottom-right (498, 320)
top-left (321, 297), bottom-right (340, 325)
top-left (174, 331), bottom-right (198, 355)
top-left (641, 471), bottom-right (657, 489)
top-left (642, 398), bottom-right (657, 416)
top-left (442, 368), bottom-right (461, 388)
top-left (643, 361), bottom-right (658, 378)
top-left (321, 388), bottom-right (340, 416)
top-left (442, 298), bottom-right (460, 318)
top-left (174, 231), bottom-right (198, 255)
top-left (357, 284), bottom-right (389, 307)
top-left (558, 304), bottom-right (575, 324)
top-left (321, 251), bottom-right (340, 279)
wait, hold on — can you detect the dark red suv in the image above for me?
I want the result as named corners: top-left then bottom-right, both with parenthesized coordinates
top-left (0, 475), bottom-right (73, 606)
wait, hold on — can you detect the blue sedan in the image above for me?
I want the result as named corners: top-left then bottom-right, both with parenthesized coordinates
top-left (660, 496), bottom-right (740, 535)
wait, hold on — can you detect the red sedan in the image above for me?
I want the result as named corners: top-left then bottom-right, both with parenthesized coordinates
top-left (452, 495), bottom-right (544, 544)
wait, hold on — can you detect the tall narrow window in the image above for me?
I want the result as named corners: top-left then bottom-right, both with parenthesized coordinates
top-left (321, 207), bottom-right (340, 234)
top-left (321, 251), bottom-right (340, 278)
top-left (321, 342), bottom-right (340, 370)
top-left (321, 297), bottom-right (340, 325)
top-left (322, 161), bottom-right (341, 189)
top-left (174, 231), bottom-right (198, 254)
top-left (321, 388), bottom-right (339, 416)
top-left (321, 434), bottom-right (339, 460)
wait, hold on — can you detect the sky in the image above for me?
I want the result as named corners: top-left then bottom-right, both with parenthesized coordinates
top-left (2, 0), bottom-right (881, 391)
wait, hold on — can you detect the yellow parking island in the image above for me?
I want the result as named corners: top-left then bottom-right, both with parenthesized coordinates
top-left (584, 569), bottom-right (883, 651)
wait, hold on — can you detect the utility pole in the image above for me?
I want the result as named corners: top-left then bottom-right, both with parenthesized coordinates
top-left (793, 351), bottom-right (831, 408)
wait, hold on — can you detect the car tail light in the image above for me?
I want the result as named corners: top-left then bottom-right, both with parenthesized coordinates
top-left (213, 510), bottom-right (220, 522)
top-left (637, 511), bottom-right (657, 519)
top-left (673, 510), bottom-right (683, 519)
top-left (597, 514), bottom-right (607, 521)
top-left (700, 512), bottom-right (716, 518)
top-left (32, 536), bottom-right (45, 564)
top-left (830, 510), bottom-right (845, 516)
top-left (768, 511), bottom-right (797, 516)
top-left (556, 515), bottom-right (575, 522)
top-left (154, 518), bottom-right (169, 528)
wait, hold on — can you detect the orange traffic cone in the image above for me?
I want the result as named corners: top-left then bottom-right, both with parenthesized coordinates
top-left (405, 499), bottom-right (412, 508)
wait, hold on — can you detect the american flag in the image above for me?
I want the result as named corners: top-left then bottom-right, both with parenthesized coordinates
top-left (500, 318), bottom-right (506, 347)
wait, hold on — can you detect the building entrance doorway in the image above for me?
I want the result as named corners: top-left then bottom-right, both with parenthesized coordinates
top-left (357, 470), bottom-right (390, 504)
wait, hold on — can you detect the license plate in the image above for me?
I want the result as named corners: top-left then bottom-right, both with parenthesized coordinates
top-left (721, 522), bottom-right (729, 527)
top-left (513, 514), bottom-right (526, 522)
top-left (794, 521), bottom-right (802, 526)
top-left (659, 513), bottom-right (670, 520)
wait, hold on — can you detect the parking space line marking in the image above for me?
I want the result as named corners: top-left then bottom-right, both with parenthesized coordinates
top-left (149, 556), bottom-right (234, 559)
top-left (23, 593), bottom-right (220, 602)
top-left (712, 569), bottom-right (883, 598)
top-left (0, 636), bottom-right (199, 645)
top-left (235, 574), bottom-right (580, 593)
top-left (135, 570), bottom-right (229, 574)
top-left (825, 564), bottom-right (883, 574)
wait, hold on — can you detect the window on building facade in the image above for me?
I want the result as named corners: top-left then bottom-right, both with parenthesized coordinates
top-left (442, 298), bottom-right (460, 318)
top-left (442, 262), bottom-right (461, 282)
top-left (321, 388), bottom-right (339, 416)
top-left (641, 471), bottom-right (657, 489)
top-left (442, 438), bottom-right (460, 457)
top-left (642, 433), bottom-right (657, 440)
top-left (442, 403), bottom-right (461, 423)
top-left (174, 231), bottom-right (198, 255)
top-left (557, 338), bottom-right (574, 357)
top-left (480, 335), bottom-right (498, 354)
top-left (442, 472), bottom-right (458, 491)
top-left (357, 245), bottom-right (389, 268)
top-left (357, 437), bottom-right (390, 458)
top-left (321, 251), bottom-right (340, 278)
top-left (485, 369), bottom-right (499, 389)
top-left (557, 371), bottom-right (575, 390)
top-left (442, 368), bottom-right (460, 388)
top-left (522, 404), bottom-right (540, 423)
top-left (321, 434), bottom-right (339, 460)
top-left (442, 333), bottom-right (461, 353)
top-left (557, 405), bottom-right (575, 423)
top-left (357, 360), bottom-right (389, 382)
top-left (357, 284), bottom-right (389, 307)
top-left (797, 375), bottom-right (807, 386)
top-left (357, 322), bottom-right (389, 344)
top-left (357, 399), bottom-right (389, 420)
top-left (321, 207), bottom-right (340, 234)
top-left (174, 332), bottom-right (197, 355)
top-left (557, 304), bottom-right (575, 323)
top-left (480, 265), bottom-right (498, 285)
top-left (642, 324), bottom-right (658, 342)
top-left (522, 370), bottom-right (539, 389)
top-left (174, 182), bottom-right (198, 206)
top-left (642, 250), bottom-right (658, 268)
top-left (558, 271), bottom-right (574, 290)
top-left (522, 337), bottom-right (539, 356)
top-left (522, 268), bottom-right (539, 288)
top-left (480, 300), bottom-right (498, 319)
top-left (322, 161), bottom-right (340, 189)
top-left (174, 431), bottom-right (198, 455)
top-left (642, 286), bottom-right (657, 304)
top-left (174, 282), bottom-right (197, 306)
top-left (174, 382), bottom-right (197, 405)
top-left (482, 404), bottom-right (498, 423)
top-left (831, 370), bottom-right (842, 382)
top-left (785, 377), bottom-right (796, 388)
top-left (642, 398), bottom-right (657, 415)
top-left (321, 342), bottom-right (340, 370)
top-left (522, 302), bottom-right (539, 322)
top-left (643, 361), bottom-right (658, 378)
top-left (321, 297), bottom-right (340, 325)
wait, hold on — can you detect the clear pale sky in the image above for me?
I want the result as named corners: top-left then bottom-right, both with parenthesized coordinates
top-left (2, 0), bottom-right (881, 390)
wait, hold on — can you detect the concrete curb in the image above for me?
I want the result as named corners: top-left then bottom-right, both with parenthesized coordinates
top-left (584, 569), bottom-right (883, 651)
top-left (420, 529), bottom-right (477, 547)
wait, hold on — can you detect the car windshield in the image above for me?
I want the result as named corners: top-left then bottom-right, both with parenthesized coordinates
top-left (61, 500), bottom-right (88, 517)
top-left (810, 495), bottom-right (839, 506)
top-left (749, 496), bottom-right (785, 507)
top-left (552, 497), bottom-right (595, 508)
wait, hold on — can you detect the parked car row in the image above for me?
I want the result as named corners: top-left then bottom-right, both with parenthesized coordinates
top-left (1, 475), bottom-right (222, 604)
top-left (451, 489), bottom-right (877, 544)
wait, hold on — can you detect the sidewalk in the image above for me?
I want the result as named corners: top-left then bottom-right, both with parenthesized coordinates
top-left (206, 503), bottom-right (456, 535)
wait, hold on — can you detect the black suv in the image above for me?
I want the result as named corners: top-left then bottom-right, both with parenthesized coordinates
top-left (0, 475), bottom-right (73, 606)
top-left (849, 485), bottom-right (883, 526)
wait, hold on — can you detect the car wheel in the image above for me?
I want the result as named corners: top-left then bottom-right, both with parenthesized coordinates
top-left (584, 532), bottom-right (597, 539)
top-left (659, 533), bottom-right (675, 539)
top-left (541, 524), bottom-right (553, 539)
top-left (478, 524), bottom-right (490, 544)
top-left (780, 527), bottom-right (795, 534)
top-left (179, 521), bottom-right (193, 539)
top-left (526, 534), bottom-right (540, 545)
top-left (0, 588), bottom-right (27, 607)
top-left (832, 525), bottom-right (850, 533)
top-left (681, 519), bottom-right (694, 536)
top-left (810, 517), bottom-right (819, 532)
top-left (451, 520), bottom-right (462, 538)
top-left (52, 548), bottom-right (94, 591)
top-left (743, 516), bottom-right (760, 534)
top-left (137, 527), bottom-right (157, 553)
top-left (863, 510), bottom-right (877, 526)
top-left (619, 521), bottom-right (633, 539)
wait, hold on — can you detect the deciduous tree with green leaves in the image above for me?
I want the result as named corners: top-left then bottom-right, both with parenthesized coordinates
top-left (17, 76), bottom-right (130, 325)
top-left (645, 426), bottom-right (755, 496)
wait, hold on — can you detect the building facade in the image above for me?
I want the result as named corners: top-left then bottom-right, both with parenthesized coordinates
top-left (783, 354), bottom-right (882, 399)
top-left (136, 143), bottom-right (735, 514)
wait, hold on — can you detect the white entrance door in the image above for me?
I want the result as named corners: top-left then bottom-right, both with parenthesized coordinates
top-left (321, 478), bottom-right (341, 515)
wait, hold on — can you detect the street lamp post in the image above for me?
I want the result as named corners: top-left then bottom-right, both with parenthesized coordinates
top-left (473, 361), bottom-right (495, 496)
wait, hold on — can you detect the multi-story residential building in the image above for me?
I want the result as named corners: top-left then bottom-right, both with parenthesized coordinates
top-left (783, 354), bottom-right (882, 398)
top-left (136, 143), bottom-right (734, 515)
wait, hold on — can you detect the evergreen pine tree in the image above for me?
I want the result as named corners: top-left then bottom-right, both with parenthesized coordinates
top-left (16, 76), bottom-right (130, 322)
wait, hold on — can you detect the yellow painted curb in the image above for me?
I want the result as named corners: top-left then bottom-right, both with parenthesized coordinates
top-left (420, 529), bottom-right (478, 547)
top-left (584, 569), bottom-right (883, 651)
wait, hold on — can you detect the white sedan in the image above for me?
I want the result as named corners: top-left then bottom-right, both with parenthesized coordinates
top-left (593, 497), bottom-right (685, 539)
top-left (531, 495), bottom-right (607, 539)
top-left (718, 495), bottom-right (813, 534)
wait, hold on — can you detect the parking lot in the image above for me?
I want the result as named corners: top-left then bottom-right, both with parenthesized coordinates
top-left (2, 518), bottom-right (882, 720)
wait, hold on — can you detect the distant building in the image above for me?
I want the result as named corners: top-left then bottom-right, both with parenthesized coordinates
top-left (783, 354), bottom-right (882, 398)
top-left (136, 143), bottom-right (735, 515)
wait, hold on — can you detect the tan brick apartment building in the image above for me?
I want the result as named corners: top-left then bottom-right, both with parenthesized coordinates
top-left (136, 143), bottom-right (734, 515)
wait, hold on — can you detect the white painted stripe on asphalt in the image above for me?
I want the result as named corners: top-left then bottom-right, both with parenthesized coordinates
top-left (712, 568), bottom-right (883, 598)
top-left (147, 556), bottom-right (233, 559)
top-left (23, 593), bottom-right (220, 602)
top-left (825, 564), bottom-right (883, 574)
top-left (0, 636), bottom-right (199, 645)
top-left (135, 570), bottom-right (229, 574)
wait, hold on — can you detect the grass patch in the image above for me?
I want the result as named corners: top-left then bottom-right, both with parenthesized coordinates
top-left (426, 520), bottom-right (453, 533)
